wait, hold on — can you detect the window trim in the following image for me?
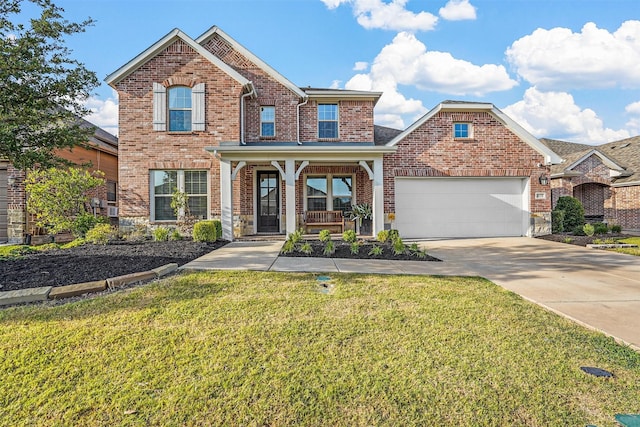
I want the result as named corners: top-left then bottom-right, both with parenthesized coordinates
top-left (453, 122), bottom-right (472, 139)
top-left (106, 181), bottom-right (117, 205)
top-left (150, 170), bottom-right (209, 222)
top-left (304, 173), bottom-right (355, 212)
top-left (168, 86), bottom-right (193, 132)
top-left (317, 103), bottom-right (339, 139)
top-left (260, 106), bottom-right (276, 138)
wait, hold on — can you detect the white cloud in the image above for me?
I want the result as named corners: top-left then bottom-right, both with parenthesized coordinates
top-left (330, 79), bottom-right (342, 89)
top-left (84, 92), bottom-right (119, 136)
top-left (506, 20), bottom-right (640, 90)
top-left (625, 101), bottom-right (640, 134)
top-left (353, 61), bottom-right (369, 71)
top-left (503, 87), bottom-right (630, 144)
top-left (320, 0), bottom-right (438, 32)
top-left (344, 31), bottom-right (517, 128)
top-left (439, 0), bottom-right (476, 21)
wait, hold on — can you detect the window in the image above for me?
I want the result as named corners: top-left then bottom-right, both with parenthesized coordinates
top-left (305, 175), bottom-right (353, 212)
top-left (168, 86), bottom-right (192, 132)
top-left (260, 106), bottom-right (275, 137)
top-left (318, 103), bottom-right (338, 139)
top-left (106, 181), bottom-right (117, 204)
top-left (153, 83), bottom-right (205, 132)
top-left (151, 170), bottom-right (208, 221)
top-left (454, 123), bottom-right (471, 139)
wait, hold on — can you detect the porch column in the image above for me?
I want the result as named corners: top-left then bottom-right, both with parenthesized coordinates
top-left (372, 158), bottom-right (384, 235)
top-left (220, 159), bottom-right (234, 241)
top-left (285, 159), bottom-right (296, 236)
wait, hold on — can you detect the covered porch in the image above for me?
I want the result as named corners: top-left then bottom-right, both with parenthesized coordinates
top-left (207, 143), bottom-right (396, 241)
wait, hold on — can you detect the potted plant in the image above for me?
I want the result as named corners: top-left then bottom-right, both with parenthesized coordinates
top-left (349, 203), bottom-right (372, 235)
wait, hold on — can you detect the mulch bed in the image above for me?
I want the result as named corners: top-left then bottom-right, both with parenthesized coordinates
top-left (536, 233), bottom-right (629, 246)
top-left (280, 240), bottom-right (441, 262)
top-left (0, 240), bottom-right (227, 293)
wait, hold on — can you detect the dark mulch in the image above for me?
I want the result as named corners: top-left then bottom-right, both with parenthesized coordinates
top-left (0, 240), bottom-right (227, 292)
top-left (537, 233), bottom-right (629, 246)
top-left (280, 240), bottom-right (441, 262)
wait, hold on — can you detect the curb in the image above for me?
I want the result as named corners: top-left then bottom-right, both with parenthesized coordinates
top-left (0, 263), bottom-right (180, 307)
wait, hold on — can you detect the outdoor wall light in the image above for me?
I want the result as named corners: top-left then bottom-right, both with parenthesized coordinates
top-left (538, 175), bottom-right (549, 185)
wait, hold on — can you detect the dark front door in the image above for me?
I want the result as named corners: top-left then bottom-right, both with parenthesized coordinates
top-left (257, 171), bottom-right (279, 233)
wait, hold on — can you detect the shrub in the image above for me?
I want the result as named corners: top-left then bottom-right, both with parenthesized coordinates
top-left (287, 229), bottom-right (304, 245)
top-left (169, 229), bottom-right (182, 241)
top-left (563, 237), bottom-right (574, 244)
top-left (85, 224), bottom-right (116, 245)
top-left (583, 223), bottom-right (595, 237)
top-left (153, 226), bottom-right (170, 242)
top-left (368, 245), bottom-right (383, 256)
top-left (551, 210), bottom-right (565, 234)
top-left (592, 222), bottom-right (608, 235)
top-left (392, 237), bottom-right (405, 255)
top-left (318, 230), bottom-right (332, 243)
top-left (376, 230), bottom-right (389, 243)
top-left (72, 213), bottom-right (107, 238)
top-left (349, 241), bottom-right (360, 255)
top-left (60, 238), bottom-right (86, 249)
top-left (299, 242), bottom-right (313, 255)
top-left (213, 220), bottom-right (223, 240)
top-left (281, 240), bottom-right (295, 254)
top-left (610, 224), bottom-right (622, 233)
top-left (342, 229), bottom-right (357, 243)
top-left (554, 196), bottom-right (585, 231)
top-left (323, 240), bottom-right (335, 255)
top-left (573, 225), bottom-right (586, 236)
top-left (592, 238), bottom-right (603, 244)
top-left (388, 229), bottom-right (400, 243)
top-left (192, 220), bottom-right (217, 242)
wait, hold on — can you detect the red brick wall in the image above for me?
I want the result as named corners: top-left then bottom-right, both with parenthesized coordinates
top-left (115, 39), bottom-right (244, 221)
top-left (299, 100), bottom-right (375, 142)
top-left (383, 111), bottom-right (550, 213)
top-left (615, 185), bottom-right (640, 230)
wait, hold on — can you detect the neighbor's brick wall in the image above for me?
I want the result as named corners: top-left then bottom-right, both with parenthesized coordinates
top-left (114, 39), bottom-right (244, 222)
top-left (614, 185), bottom-right (640, 230)
top-left (383, 111), bottom-right (550, 213)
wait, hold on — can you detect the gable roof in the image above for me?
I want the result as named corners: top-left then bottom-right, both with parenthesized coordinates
top-left (386, 101), bottom-right (562, 165)
top-left (105, 28), bottom-right (252, 89)
top-left (541, 137), bottom-right (639, 185)
top-left (195, 26), bottom-right (306, 99)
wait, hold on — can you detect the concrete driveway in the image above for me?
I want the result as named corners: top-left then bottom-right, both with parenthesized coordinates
top-left (424, 237), bottom-right (640, 350)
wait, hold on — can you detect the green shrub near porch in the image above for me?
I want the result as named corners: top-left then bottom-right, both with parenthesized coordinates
top-left (192, 220), bottom-right (217, 242)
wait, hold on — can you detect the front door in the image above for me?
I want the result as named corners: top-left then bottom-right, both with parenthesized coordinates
top-left (257, 171), bottom-right (279, 233)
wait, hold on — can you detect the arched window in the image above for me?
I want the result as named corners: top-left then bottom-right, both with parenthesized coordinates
top-left (168, 86), bottom-right (192, 132)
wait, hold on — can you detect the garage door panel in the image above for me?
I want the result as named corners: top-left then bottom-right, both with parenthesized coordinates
top-left (395, 178), bottom-right (527, 238)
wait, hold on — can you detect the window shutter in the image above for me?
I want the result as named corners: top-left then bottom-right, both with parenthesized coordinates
top-left (153, 82), bottom-right (166, 131)
top-left (192, 83), bottom-right (205, 131)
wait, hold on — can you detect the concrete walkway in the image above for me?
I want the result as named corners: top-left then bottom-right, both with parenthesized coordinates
top-left (181, 237), bottom-right (640, 350)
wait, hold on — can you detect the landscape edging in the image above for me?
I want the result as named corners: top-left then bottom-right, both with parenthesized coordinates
top-left (0, 263), bottom-right (180, 307)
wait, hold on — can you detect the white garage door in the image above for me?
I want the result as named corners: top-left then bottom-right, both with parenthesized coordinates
top-left (395, 177), bottom-right (529, 238)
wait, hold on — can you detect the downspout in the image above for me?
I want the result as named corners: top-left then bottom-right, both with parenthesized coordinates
top-left (296, 96), bottom-right (309, 145)
top-left (240, 82), bottom-right (256, 145)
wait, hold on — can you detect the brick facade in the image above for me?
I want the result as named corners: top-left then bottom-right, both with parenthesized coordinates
top-left (383, 111), bottom-right (551, 215)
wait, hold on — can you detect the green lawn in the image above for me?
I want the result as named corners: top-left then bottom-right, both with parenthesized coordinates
top-left (1, 272), bottom-right (638, 426)
top-left (610, 237), bottom-right (640, 256)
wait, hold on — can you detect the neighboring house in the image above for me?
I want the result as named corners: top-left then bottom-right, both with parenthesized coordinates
top-left (106, 26), bottom-right (562, 241)
top-left (541, 137), bottom-right (640, 231)
top-left (0, 119), bottom-right (118, 244)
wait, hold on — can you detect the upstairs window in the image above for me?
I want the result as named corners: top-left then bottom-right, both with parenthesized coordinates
top-left (153, 82), bottom-right (205, 132)
top-left (318, 103), bottom-right (338, 139)
top-left (169, 86), bottom-right (192, 132)
top-left (454, 122), bottom-right (471, 139)
top-left (260, 106), bottom-right (275, 137)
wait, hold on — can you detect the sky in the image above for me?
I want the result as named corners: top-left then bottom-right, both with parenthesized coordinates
top-left (16, 0), bottom-right (640, 145)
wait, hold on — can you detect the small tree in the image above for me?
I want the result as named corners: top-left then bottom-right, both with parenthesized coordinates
top-left (25, 167), bottom-right (104, 236)
top-left (171, 189), bottom-right (197, 235)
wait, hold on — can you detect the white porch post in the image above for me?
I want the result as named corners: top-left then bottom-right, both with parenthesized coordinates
top-left (284, 159), bottom-right (296, 236)
top-left (220, 159), bottom-right (234, 241)
top-left (372, 158), bottom-right (384, 235)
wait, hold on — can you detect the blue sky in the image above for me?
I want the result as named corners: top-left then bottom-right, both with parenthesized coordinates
top-left (20, 0), bottom-right (640, 144)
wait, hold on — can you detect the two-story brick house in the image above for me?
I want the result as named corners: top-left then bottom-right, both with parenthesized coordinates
top-left (106, 26), bottom-right (561, 241)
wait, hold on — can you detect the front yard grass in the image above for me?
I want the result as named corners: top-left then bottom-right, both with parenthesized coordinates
top-left (1, 271), bottom-right (639, 426)
top-left (609, 236), bottom-right (640, 256)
